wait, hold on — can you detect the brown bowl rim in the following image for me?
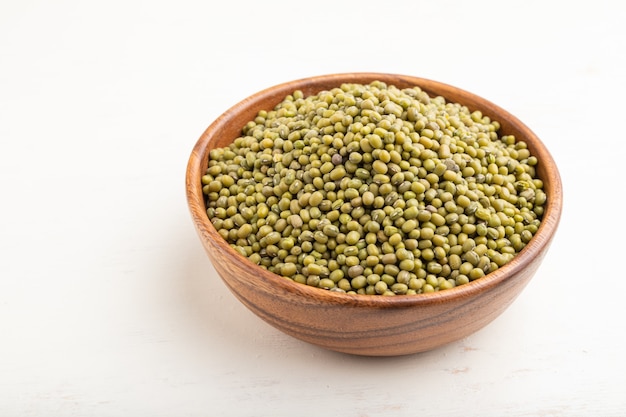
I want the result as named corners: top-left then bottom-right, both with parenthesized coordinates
top-left (186, 72), bottom-right (563, 309)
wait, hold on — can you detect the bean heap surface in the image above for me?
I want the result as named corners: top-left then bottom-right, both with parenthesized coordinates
top-left (202, 81), bottom-right (545, 295)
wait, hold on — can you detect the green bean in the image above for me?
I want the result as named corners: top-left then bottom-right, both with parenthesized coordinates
top-left (204, 81), bottom-right (546, 294)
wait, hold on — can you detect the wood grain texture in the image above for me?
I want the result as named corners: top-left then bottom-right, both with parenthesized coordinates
top-left (186, 73), bottom-right (563, 356)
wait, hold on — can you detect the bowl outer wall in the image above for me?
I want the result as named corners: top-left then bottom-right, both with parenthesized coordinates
top-left (186, 73), bottom-right (563, 356)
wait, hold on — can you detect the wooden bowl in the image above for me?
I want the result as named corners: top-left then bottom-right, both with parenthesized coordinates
top-left (186, 73), bottom-right (563, 356)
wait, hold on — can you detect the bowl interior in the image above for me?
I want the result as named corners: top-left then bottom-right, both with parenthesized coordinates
top-left (186, 72), bottom-right (563, 308)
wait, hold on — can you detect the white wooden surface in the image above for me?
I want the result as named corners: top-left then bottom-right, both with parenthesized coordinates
top-left (1, 1), bottom-right (625, 416)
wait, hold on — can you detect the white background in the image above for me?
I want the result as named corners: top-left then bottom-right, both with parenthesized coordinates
top-left (1, 1), bottom-right (625, 416)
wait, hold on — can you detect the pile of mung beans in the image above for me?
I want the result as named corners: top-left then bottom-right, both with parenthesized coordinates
top-left (202, 81), bottom-right (545, 295)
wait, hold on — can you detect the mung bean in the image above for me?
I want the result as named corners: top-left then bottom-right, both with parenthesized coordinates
top-left (203, 81), bottom-right (546, 294)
